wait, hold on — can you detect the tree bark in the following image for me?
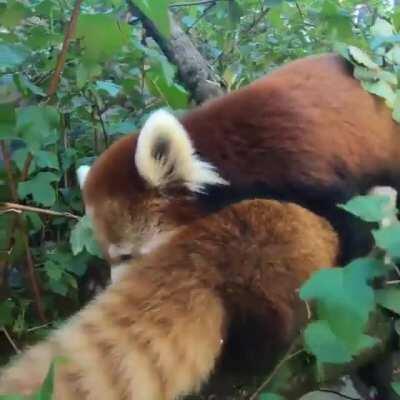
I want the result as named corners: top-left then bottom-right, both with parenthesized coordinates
top-left (128, 3), bottom-right (225, 104)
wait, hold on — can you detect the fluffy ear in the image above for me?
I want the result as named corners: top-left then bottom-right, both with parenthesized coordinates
top-left (76, 165), bottom-right (91, 189)
top-left (134, 109), bottom-right (228, 192)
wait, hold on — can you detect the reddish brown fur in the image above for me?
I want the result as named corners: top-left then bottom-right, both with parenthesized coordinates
top-left (83, 53), bottom-right (400, 264)
top-left (0, 199), bottom-right (339, 399)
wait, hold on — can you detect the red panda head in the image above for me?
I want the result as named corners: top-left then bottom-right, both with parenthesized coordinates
top-left (78, 110), bottom-right (228, 270)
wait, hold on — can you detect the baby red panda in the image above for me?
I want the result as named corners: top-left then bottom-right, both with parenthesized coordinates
top-left (79, 53), bottom-right (400, 276)
top-left (0, 199), bottom-right (339, 400)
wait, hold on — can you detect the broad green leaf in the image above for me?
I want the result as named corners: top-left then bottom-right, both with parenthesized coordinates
top-left (376, 288), bottom-right (400, 314)
top-left (393, 91), bottom-right (400, 123)
top-left (95, 80), bottom-right (121, 97)
top-left (76, 14), bottom-right (130, 62)
top-left (0, 0), bottom-right (30, 28)
top-left (227, 0), bottom-right (243, 27)
top-left (33, 358), bottom-right (65, 400)
top-left (259, 394), bottom-right (285, 400)
top-left (304, 320), bottom-right (352, 364)
top-left (0, 44), bottom-right (29, 70)
top-left (373, 224), bottom-right (400, 258)
top-left (0, 103), bottom-right (16, 139)
top-left (371, 17), bottom-right (394, 38)
top-left (392, 382), bottom-right (400, 396)
top-left (16, 106), bottom-right (59, 152)
top-left (18, 172), bottom-right (59, 206)
top-left (146, 60), bottom-right (188, 109)
top-left (133, 0), bottom-right (170, 38)
top-left (300, 258), bottom-right (381, 351)
top-left (35, 150), bottom-right (59, 170)
top-left (348, 46), bottom-right (379, 70)
top-left (338, 194), bottom-right (391, 222)
top-left (321, 1), bottom-right (352, 41)
top-left (386, 45), bottom-right (400, 65)
top-left (14, 74), bottom-right (46, 97)
top-left (361, 79), bottom-right (396, 108)
top-left (70, 215), bottom-right (102, 257)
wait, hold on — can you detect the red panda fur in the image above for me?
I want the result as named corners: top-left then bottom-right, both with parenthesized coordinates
top-left (81, 53), bottom-right (400, 268)
top-left (0, 199), bottom-right (339, 399)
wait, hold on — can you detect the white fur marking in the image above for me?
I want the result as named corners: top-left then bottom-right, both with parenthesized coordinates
top-left (134, 109), bottom-right (229, 192)
top-left (108, 243), bottom-right (134, 259)
top-left (368, 186), bottom-right (398, 228)
top-left (110, 263), bottom-right (131, 283)
top-left (77, 165), bottom-right (91, 189)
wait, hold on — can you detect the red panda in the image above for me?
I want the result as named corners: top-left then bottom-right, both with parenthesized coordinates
top-left (79, 53), bottom-right (400, 277)
top-left (0, 199), bottom-right (339, 399)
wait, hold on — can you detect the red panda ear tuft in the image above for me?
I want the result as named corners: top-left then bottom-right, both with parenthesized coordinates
top-left (134, 109), bottom-right (229, 192)
top-left (77, 165), bottom-right (91, 189)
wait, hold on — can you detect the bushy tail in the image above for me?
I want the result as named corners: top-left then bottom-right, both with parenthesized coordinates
top-left (0, 263), bottom-right (226, 400)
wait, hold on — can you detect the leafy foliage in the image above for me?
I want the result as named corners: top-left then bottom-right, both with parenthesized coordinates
top-left (1, 0), bottom-right (400, 399)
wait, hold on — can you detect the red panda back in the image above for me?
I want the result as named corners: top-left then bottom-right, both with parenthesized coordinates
top-left (82, 53), bottom-right (400, 266)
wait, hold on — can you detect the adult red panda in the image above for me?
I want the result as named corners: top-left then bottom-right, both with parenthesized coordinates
top-left (79, 53), bottom-right (400, 277)
top-left (0, 199), bottom-right (339, 400)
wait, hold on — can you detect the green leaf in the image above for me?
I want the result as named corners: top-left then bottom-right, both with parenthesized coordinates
top-left (0, 0), bottom-right (30, 28)
top-left (133, 0), bottom-right (170, 38)
top-left (361, 79), bottom-right (396, 108)
top-left (300, 258), bottom-right (382, 352)
top-left (304, 320), bottom-right (352, 364)
top-left (70, 215), bottom-right (102, 257)
top-left (16, 105), bottom-right (59, 152)
top-left (227, 0), bottom-right (243, 27)
top-left (376, 288), bottom-right (400, 314)
top-left (18, 172), bottom-right (59, 206)
top-left (146, 60), bottom-right (188, 109)
top-left (0, 43), bottom-right (29, 70)
top-left (392, 382), bottom-right (400, 396)
top-left (386, 45), bottom-right (400, 65)
top-left (393, 91), bottom-right (400, 123)
top-left (259, 394), bottom-right (285, 400)
top-left (373, 224), bottom-right (400, 258)
top-left (0, 103), bottom-right (16, 139)
top-left (264, 0), bottom-right (283, 6)
top-left (76, 14), bottom-right (130, 62)
top-left (371, 17), bottom-right (394, 38)
top-left (14, 74), bottom-right (46, 97)
top-left (35, 150), bottom-right (59, 170)
top-left (95, 80), bottom-right (121, 97)
top-left (33, 358), bottom-right (65, 400)
top-left (338, 194), bottom-right (391, 222)
top-left (348, 46), bottom-right (379, 70)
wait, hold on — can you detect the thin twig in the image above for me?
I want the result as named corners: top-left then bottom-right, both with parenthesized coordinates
top-left (243, 6), bottom-right (270, 35)
top-left (248, 342), bottom-right (304, 400)
top-left (1, 326), bottom-right (20, 354)
top-left (0, 202), bottom-right (80, 220)
top-left (295, 1), bottom-right (304, 19)
top-left (186, 1), bottom-right (216, 32)
top-left (47, 0), bottom-right (83, 98)
top-left (169, 0), bottom-right (216, 7)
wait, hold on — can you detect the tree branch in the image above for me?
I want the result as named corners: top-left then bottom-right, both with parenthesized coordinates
top-left (0, 202), bottom-right (80, 220)
top-left (128, 2), bottom-right (225, 104)
top-left (47, 0), bottom-right (83, 98)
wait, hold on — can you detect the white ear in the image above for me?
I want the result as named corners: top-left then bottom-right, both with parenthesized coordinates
top-left (134, 109), bottom-right (229, 192)
top-left (77, 165), bottom-right (91, 189)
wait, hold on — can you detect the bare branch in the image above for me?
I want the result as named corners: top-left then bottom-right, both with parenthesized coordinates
top-left (47, 0), bottom-right (83, 98)
top-left (128, 2), bottom-right (225, 104)
top-left (0, 202), bottom-right (80, 220)
top-left (1, 326), bottom-right (20, 354)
